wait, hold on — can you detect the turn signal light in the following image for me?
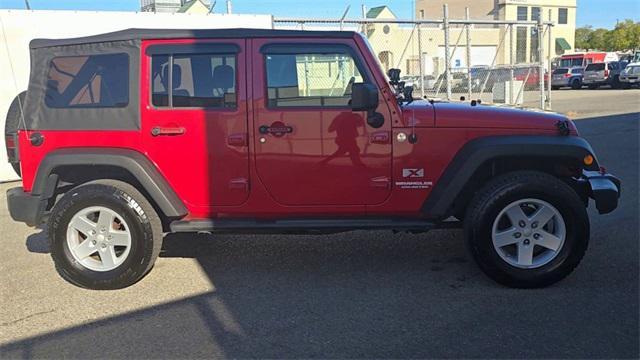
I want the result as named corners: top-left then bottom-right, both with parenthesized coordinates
top-left (583, 155), bottom-right (594, 166)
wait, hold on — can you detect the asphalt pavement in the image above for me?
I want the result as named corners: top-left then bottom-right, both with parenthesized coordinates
top-left (0, 101), bottom-right (638, 357)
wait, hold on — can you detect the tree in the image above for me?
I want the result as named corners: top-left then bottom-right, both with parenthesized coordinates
top-left (588, 28), bottom-right (608, 50)
top-left (575, 26), bottom-right (593, 50)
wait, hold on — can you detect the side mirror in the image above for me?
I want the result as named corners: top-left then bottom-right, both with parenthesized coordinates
top-left (351, 83), bottom-right (384, 129)
top-left (387, 68), bottom-right (401, 85)
top-left (351, 83), bottom-right (379, 111)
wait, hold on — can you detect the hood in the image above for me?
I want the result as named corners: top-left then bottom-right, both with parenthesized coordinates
top-left (433, 101), bottom-right (575, 132)
top-left (399, 100), bottom-right (435, 127)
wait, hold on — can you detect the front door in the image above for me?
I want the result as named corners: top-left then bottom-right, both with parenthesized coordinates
top-left (141, 39), bottom-right (249, 214)
top-left (251, 39), bottom-right (392, 206)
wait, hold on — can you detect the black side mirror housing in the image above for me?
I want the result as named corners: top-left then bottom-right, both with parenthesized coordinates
top-left (387, 68), bottom-right (401, 85)
top-left (351, 83), bottom-right (379, 111)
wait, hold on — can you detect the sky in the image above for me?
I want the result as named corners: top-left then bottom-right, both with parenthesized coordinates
top-left (0, 0), bottom-right (638, 29)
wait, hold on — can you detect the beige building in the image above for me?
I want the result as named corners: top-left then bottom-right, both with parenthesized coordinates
top-left (141, 0), bottom-right (212, 14)
top-left (416, 0), bottom-right (577, 59)
top-left (364, 1), bottom-right (575, 78)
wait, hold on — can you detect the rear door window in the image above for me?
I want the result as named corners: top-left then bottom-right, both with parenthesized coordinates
top-left (45, 53), bottom-right (129, 108)
top-left (553, 69), bottom-right (569, 75)
top-left (151, 53), bottom-right (237, 109)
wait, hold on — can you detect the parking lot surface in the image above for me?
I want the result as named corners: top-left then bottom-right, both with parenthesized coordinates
top-left (1, 94), bottom-right (638, 358)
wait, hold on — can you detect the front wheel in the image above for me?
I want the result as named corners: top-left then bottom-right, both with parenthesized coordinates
top-left (48, 180), bottom-right (163, 290)
top-left (571, 79), bottom-right (582, 90)
top-left (464, 171), bottom-right (589, 288)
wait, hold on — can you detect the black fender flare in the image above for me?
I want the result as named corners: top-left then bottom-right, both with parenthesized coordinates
top-left (421, 135), bottom-right (600, 219)
top-left (32, 148), bottom-right (188, 218)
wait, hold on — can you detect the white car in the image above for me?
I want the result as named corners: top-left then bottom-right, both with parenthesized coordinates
top-left (620, 64), bottom-right (640, 88)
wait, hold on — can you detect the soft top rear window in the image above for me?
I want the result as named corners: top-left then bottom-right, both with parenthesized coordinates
top-left (45, 53), bottom-right (129, 108)
top-left (585, 63), bottom-right (605, 71)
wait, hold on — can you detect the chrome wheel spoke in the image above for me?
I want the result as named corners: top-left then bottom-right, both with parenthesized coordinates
top-left (99, 246), bottom-right (117, 268)
top-left (109, 231), bottom-right (130, 246)
top-left (73, 240), bottom-right (97, 259)
top-left (97, 210), bottom-right (115, 232)
top-left (69, 216), bottom-right (96, 236)
top-left (505, 205), bottom-right (527, 225)
top-left (535, 230), bottom-right (564, 251)
top-left (517, 242), bottom-right (534, 266)
top-left (530, 205), bottom-right (555, 227)
top-left (493, 227), bottom-right (520, 248)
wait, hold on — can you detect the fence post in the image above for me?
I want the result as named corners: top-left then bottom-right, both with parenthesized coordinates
top-left (509, 24), bottom-right (514, 105)
top-left (537, 16), bottom-right (545, 109)
top-left (465, 7), bottom-right (472, 101)
top-left (443, 4), bottom-right (452, 101)
top-left (418, 23), bottom-right (425, 97)
top-left (547, 9), bottom-right (553, 110)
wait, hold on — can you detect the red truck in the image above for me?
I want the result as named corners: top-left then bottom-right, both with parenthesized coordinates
top-left (558, 52), bottom-right (612, 69)
top-left (5, 29), bottom-right (620, 290)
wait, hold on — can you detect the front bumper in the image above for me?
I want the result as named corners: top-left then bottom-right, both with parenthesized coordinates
top-left (7, 187), bottom-right (47, 227)
top-left (578, 170), bottom-right (621, 214)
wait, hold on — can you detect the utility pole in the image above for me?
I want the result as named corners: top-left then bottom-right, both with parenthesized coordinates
top-left (24, 0), bottom-right (31, 10)
top-left (226, 0), bottom-right (232, 14)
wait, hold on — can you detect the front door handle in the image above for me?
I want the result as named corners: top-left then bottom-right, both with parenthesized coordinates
top-left (259, 122), bottom-right (293, 137)
top-left (151, 126), bottom-right (186, 136)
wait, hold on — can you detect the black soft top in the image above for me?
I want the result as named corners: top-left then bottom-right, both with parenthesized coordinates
top-left (30, 28), bottom-right (356, 49)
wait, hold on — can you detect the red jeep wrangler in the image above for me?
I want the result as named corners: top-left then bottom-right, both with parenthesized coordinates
top-left (6, 29), bottom-right (620, 290)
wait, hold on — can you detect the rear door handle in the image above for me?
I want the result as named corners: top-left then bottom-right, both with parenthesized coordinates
top-left (151, 126), bottom-right (185, 136)
top-left (370, 131), bottom-right (390, 144)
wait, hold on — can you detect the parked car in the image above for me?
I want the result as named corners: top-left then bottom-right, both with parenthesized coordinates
top-left (6, 28), bottom-right (620, 290)
top-left (619, 64), bottom-right (640, 88)
top-left (583, 61), bottom-right (626, 89)
top-left (551, 67), bottom-right (583, 90)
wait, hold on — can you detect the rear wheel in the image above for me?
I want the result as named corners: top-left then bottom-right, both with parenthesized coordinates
top-left (571, 79), bottom-right (582, 90)
top-left (48, 180), bottom-right (163, 290)
top-left (465, 171), bottom-right (589, 288)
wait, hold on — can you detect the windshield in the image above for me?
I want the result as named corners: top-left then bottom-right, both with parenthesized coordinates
top-left (624, 66), bottom-right (640, 75)
top-left (553, 68), bottom-right (569, 74)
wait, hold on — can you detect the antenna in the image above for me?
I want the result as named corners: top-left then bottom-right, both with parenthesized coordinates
top-left (24, 0), bottom-right (31, 9)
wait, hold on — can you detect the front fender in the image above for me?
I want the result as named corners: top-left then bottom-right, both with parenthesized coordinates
top-left (422, 135), bottom-right (600, 219)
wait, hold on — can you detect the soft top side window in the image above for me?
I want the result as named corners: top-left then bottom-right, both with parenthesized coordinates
top-left (45, 53), bottom-right (129, 108)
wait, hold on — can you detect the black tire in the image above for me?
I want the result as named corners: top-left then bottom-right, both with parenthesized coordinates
top-left (571, 79), bottom-right (582, 90)
top-left (611, 76), bottom-right (621, 89)
top-left (4, 91), bottom-right (26, 177)
top-left (48, 180), bottom-right (163, 290)
top-left (551, 86), bottom-right (560, 90)
top-left (464, 171), bottom-right (589, 288)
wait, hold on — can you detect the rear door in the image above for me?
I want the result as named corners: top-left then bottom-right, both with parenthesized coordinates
top-left (250, 39), bottom-right (393, 206)
top-left (141, 39), bottom-right (249, 212)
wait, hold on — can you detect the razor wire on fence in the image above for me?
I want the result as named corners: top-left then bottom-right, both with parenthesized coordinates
top-left (273, 7), bottom-right (555, 110)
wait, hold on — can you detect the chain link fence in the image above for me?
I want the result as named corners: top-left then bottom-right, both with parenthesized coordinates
top-left (274, 7), bottom-right (554, 110)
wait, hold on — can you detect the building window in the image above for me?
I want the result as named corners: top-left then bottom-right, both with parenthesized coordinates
top-left (531, 7), bottom-right (541, 21)
top-left (45, 53), bottom-right (129, 108)
top-left (265, 52), bottom-right (364, 108)
top-left (419, 10), bottom-right (425, 19)
top-left (517, 6), bottom-right (528, 21)
top-left (558, 8), bottom-right (568, 24)
top-left (516, 27), bottom-right (527, 63)
top-left (530, 27), bottom-right (539, 62)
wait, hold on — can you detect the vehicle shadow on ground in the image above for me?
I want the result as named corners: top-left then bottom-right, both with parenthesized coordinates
top-left (3, 113), bottom-right (639, 359)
